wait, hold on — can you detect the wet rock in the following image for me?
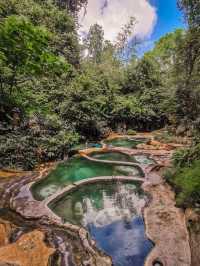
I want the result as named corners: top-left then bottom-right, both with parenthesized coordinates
top-left (144, 183), bottom-right (191, 266)
top-left (0, 230), bottom-right (55, 266)
top-left (185, 209), bottom-right (200, 266)
top-left (82, 255), bottom-right (111, 266)
top-left (0, 263), bottom-right (20, 266)
top-left (137, 140), bottom-right (174, 151)
top-left (176, 124), bottom-right (187, 136)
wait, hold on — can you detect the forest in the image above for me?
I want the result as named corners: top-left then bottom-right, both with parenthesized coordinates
top-left (0, 0), bottom-right (200, 209)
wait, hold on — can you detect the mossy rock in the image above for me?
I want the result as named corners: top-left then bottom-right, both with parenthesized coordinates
top-left (127, 129), bottom-right (137, 135)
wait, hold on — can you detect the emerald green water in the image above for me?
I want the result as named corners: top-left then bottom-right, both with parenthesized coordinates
top-left (90, 151), bottom-right (155, 165)
top-left (31, 156), bottom-right (141, 201)
top-left (31, 137), bottom-right (155, 266)
top-left (90, 151), bottom-right (137, 162)
top-left (72, 142), bottom-right (102, 150)
top-left (104, 138), bottom-right (146, 148)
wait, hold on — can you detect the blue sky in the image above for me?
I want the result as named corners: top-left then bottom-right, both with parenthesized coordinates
top-left (80, 0), bottom-right (185, 55)
top-left (137, 0), bottom-right (185, 55)
top-left (150, 0), bottom-right (184, 40)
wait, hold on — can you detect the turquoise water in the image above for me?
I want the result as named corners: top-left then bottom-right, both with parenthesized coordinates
top-left (104, 138), bottom-right (146, 148)
top-left (31, 138), bottom-right (154, 266)
top-left (31, 156), bottom-right (141, 201)
top-left (90, 151), bottom-right (155, 165)
top-left (49, 182), bottom-right (153, 266)
top-left (134, 155), bottom-right (155, 165)
top-left (90, 151), bottom-right (137, 162)
top-left (72, 142), bottom-right (102, 151)
top-left (31, 138), bottom-right (155, 266)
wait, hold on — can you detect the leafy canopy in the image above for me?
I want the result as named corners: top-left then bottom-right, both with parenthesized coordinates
top-left (0, 15), bottom-right (71, 95)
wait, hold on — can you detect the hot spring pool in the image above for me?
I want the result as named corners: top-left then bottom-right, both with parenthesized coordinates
top-left (49, 182), bottom-right (153, 266)
top-left (31, 156), bottom-right (142, 201)
top-left (103, 137), bottom-right (147, 148)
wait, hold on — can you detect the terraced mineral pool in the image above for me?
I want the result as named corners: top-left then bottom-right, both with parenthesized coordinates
top-left (89, 151), bottom-right (137, 162)
top-left (31, 156), bottom-right (142, 201)
top-left (49, 182), bottom-right (153, 266)
top-left (134, 155), bottom-right (155, 165)
top-left (104, 137), bottom-right (147, 148)
top-left (71, 142), bottom-right (102, 151)
top-left (90, 151), bottom-right (155, 165)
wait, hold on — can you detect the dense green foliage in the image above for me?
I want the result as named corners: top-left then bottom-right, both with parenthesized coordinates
top-left (0, 0), bottom-right (200, 177)
top-left (0, 0), bottom-right (80, 169)
top-left (174, 0), bottom-right (200, 134)
top-left (166, 160), bottom-right (200, 208)
top-left (164, 0), bottom-right (200, 209)
top-left (173, 144), bottom-right (200, 168)
top-left (84, 23), bottom-right (104, 63)
top-left (165, 143), bottom-right (200, 209)
top-left (0, 15), bottom-right (70, 95)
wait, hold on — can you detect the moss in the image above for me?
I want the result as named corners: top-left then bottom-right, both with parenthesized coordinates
top-left (127, 129), bottom-right (137, 135)
top-left (166, 160), bottom-right (200, 208)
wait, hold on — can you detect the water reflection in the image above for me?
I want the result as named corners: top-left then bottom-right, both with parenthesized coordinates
top-left (50, 182), bottom-right (153, 266)
top-left (89, 217), bottom-right (153, 266)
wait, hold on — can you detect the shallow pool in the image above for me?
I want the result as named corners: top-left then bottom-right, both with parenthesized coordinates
top-left (31, 156), bottom-right (141, 201)
top-left (104, 138), bottom-right (146, 148)
top-left (134, 155), bottom-right (155, 165)
top-left (90, 151), bottom-right (155, 165)
top-left (71, 142), bottom-right (102, 151)
top-left (49, 182), bottom-right (153, 266)
top-left (89, 151), bottom-right (137, 162)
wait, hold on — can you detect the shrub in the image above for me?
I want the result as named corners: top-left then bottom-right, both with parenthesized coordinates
top-left (166, 160), bottom-right (200, 208)
top-left (173, 144), bottom-right (200, 167)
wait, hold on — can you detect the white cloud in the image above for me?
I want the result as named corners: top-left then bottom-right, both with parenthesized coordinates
top-left (79, 0), bottom-right (157, 42)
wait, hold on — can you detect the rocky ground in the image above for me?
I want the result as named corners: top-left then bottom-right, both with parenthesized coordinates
top-left (185, 209), bottom-right (200, 266)
top-left (0, 132), bottom-right (198, 266)
top-left (0, 227), bottom-right (55, 266)
top-left (143, 183), bottom-right (191, 266)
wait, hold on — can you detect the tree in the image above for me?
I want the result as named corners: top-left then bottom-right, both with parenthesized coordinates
top-left (0, 15), bottom-right (71, 97)
top-left (175, 0), bottom-right (200, 131)
top-left (178, 0), bottom-right (200, 28)
top-left (139, 29), bottom-right (185, 122)
top-left (84, 23), bottom-right (104, 64)
top-left (115, 16), bottom-right (137, 60)
top-left (146, 29), bottom-right (184, 70)
top-left (55, 0), bottom-right (88, 14)
top-left (0, 1), bottom-right (81, 170)
top-left (0, 0), bottom-right (80, 66)
top-left (122, 55), bottom-right (161, 94)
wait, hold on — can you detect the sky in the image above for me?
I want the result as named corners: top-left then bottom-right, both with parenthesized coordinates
top-left (137, 0), bottom-right (185, 55)
top-left (79, 0), bottom-right (185, 55)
